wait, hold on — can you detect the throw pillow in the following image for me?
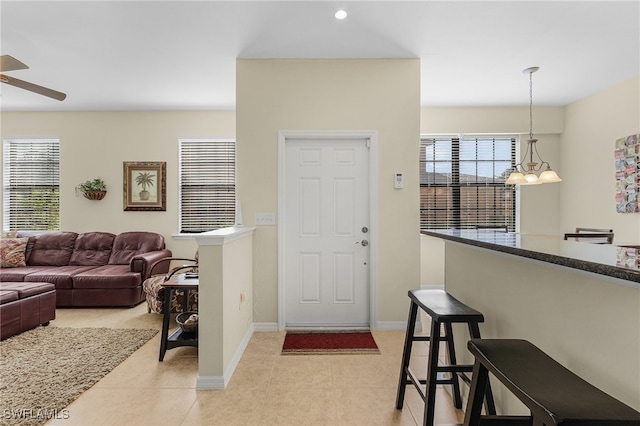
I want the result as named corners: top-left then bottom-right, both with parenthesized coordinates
top-left (0, 237), bottom-right (28, 268)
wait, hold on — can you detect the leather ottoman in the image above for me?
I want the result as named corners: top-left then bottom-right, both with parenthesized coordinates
top-left (0, 282), bottom-right (56, 340)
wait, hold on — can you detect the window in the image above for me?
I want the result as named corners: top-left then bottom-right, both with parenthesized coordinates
top-left (179, 139), bottom-right (235, 233)
top-left (420, 136), bottom-right (516, 231)
top-left (3, 138), bottom-right (60, 231)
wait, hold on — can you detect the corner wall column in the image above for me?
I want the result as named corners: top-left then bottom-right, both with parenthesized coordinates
top-left (194, 226), bottom-right (255, 389)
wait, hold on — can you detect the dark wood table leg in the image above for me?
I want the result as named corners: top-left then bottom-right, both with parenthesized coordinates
top-left (159, 286), bottom-right (172, 361)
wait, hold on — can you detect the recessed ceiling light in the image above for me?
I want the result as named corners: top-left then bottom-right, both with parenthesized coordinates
top-left (335, 9), bottom-right (347, 20)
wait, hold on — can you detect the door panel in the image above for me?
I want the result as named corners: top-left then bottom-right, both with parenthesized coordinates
top-left (300, 253), bottom-right (321, 303)
top-left (300, 178), bottom-right (321, 236)
top-left (285, 138), bottom-right (369, 328)
top-left (334, 253), bottom-right (355, 303)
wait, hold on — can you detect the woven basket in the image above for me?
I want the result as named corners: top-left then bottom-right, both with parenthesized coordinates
top-left (176, 311), bottom-right (198, 333)
top-left (83, 190), bottom-right (107, 200)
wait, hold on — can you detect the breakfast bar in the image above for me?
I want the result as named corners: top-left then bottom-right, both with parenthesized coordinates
top-left (421, 229), bottom-right (640, 413)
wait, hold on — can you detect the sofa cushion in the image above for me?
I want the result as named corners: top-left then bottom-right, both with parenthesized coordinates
top-left (23, 266), bottom-right (97, 289)
top-left (72, 265), bottom-right (142, 289)
top-left (0, 265), bottom-right (58, 282)
top-left (0, 282), bottom-right (55, 299)
top-left (108, 232), bottom-right (165, 265)
top-left (69, 232), bottom-right (116, 266)
top-left (27, 232), bottom-right (78, 266)
top-left (22, 236), bottom-right (36, 263)
top-left (0, 237), bottom-right (28, 267)
top-left (0, 290), bottom-right (19, 304)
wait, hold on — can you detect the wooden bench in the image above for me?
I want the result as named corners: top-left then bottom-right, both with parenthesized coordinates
top-left (396, 289), bottom-right (495, 426)
top-left (464, 339), bottom-right (640, 426)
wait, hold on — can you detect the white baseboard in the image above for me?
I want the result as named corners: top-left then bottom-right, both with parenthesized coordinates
top-left (195, 375), bottom-right (225, 389)
top-left (253, 322), bottom-right (279, 331)
top-left (253, 321), bottom-right (418, 332)
top-left (196, 323), bottom-right (255, 390)
top-left (374, 321), bottom-right (410, 331)
top-left (222, 323), bottom-right (254, 382)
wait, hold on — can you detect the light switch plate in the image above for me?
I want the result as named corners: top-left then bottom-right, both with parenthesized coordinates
top-left (254, 212), bottom-right (276, 225)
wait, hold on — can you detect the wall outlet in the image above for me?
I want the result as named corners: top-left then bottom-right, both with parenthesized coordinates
top-left (254, 212), bottom-right (276, 225)
top-left (239, 291), bottom-right (247, 310)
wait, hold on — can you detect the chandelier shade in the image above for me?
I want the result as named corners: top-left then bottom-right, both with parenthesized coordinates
top-left (506, 67), bottom-right (561, 186)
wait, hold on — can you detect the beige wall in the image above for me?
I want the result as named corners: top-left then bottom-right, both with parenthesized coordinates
top-left (560, 75), bottom-right (640, 244)
top-left (3, 68), bottom-right (637, 330)
top-left (0, 110), bottom-right (235, 257)
top-left (236, 59), bottom-right (421, 325)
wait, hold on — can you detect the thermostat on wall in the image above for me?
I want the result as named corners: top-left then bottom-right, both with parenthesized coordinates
top-left (394, 172), bottom-right (404, 189)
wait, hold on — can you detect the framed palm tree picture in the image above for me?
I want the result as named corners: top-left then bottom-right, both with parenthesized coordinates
top-left (123, 161), bottom-right (166, 211)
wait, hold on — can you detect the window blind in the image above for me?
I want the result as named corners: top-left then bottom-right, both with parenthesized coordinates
top-left (420, 136), bottom-right (516, 231)
top-left (179, 139), bottom-right (235, 233)
top-left (3, 139), bottom-right (60, 231)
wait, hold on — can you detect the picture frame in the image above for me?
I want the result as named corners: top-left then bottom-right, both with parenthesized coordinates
top-left (123, 161), bottom-right (166, 211)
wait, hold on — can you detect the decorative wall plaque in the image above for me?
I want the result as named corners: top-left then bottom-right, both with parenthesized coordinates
top-left (614, 134), bottom-right (639, 213)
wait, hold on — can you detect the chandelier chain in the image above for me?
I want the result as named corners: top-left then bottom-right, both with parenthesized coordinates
top-left (505, 66), bottom-right (562, 184)
top-left (529, 71), bottom-right (534, 140)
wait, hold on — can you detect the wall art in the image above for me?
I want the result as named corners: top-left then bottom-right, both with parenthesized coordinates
top-left (614, 134), bottom-right (639, 213)
top-left (123, 161), bottom-right (166, 211)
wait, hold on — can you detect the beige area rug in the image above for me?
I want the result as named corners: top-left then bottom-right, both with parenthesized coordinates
top-left (0, 326), bottom-right (157, 426)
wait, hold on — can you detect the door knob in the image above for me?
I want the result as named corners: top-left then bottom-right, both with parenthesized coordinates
top-left (355, 239), bottom-right (369, 246)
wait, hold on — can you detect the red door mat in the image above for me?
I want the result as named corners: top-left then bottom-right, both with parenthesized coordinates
top-left (281, 331), bottom-right (380, 355)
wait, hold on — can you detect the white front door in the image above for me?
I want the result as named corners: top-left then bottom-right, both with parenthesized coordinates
top-left (283, 136), bottom-right (370, 328)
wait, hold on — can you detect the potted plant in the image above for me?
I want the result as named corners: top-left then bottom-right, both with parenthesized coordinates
top-left (76, 177), bottom-right (107, 200)
top-left (135, 172), bottom-right (155, 201)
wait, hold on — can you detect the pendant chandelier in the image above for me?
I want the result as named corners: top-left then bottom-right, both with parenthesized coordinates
top-left (506, 67), bottom-right (562, 185)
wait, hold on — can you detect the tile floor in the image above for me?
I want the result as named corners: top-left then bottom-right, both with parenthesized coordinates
top-left (46, 304), bottom-right (464, 425)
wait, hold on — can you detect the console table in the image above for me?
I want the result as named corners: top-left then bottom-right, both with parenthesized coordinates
top-left (159, 273), bottom-right (198, 361)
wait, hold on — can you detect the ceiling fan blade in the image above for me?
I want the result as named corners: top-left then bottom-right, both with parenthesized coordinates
top-left (0, 55), bottom-right (29, 72)
top-left (0, 73), bottom-right (66, 101)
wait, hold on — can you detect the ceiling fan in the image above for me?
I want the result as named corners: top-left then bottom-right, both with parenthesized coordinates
top-left (0, 55), bottom-right (66, 101)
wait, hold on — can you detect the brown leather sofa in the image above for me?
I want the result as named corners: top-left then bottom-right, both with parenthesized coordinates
top-left (0, 231), bottom-right (172, 308)
top-left (0, 282), bottom-right (56, 340)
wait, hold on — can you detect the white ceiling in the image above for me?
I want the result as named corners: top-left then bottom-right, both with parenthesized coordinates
top-left (1, 0), bottom-right (638, 111)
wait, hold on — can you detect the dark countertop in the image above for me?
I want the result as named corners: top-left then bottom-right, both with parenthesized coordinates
top-left (421, 229), bottom-right (640, 286)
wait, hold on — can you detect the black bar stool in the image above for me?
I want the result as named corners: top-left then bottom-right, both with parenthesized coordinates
top-left (396, 289), bottom-right (496, 426)
top-left (464, 339), bottom-right (640, 426)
